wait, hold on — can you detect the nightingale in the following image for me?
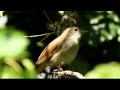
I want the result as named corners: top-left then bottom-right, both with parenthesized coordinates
top-left (35, 26), bottom-right (82, 73)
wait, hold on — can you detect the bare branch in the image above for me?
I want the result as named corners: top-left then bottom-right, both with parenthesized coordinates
top-left (43, 11), bottom-right (54, 25)
top-left (54, 70), bottom-right (85, 79)
top-left (47, 68), bottom-right (85, 79)
top-left (23, 32), bottom-right (54, 38)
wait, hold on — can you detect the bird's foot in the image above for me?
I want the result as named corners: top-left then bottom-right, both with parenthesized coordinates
top-left (50, 66), bottom-right (63, 73)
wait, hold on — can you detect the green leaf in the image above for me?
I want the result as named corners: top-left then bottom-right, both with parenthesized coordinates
top-left (0, 11), bottom-right (4, 17)
top-left (1, 66), bottom-right (23, 78)
top-left (109, 23), bottom-right (117, 37)
top-left (22, 59), bottom-right (34, 70)
top-left (0, 27), bottom-right (30, 59)
top-left (85, 61), bottom-right (120, 78)
top-left (21, 59), bottom-right (37, 78)
top-left (101, 30), bottom-right (113, 40)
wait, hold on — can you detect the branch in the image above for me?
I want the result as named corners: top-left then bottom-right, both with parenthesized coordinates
top-left (23, 32), bottom-right (54, 38)
top-left (43, 11), bottom-right (54, 25)
top-left (47, 69), bottom-right (85, 79)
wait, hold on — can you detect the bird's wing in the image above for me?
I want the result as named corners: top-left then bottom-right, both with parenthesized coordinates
top-left (35, 37), bottom-right (64, 65)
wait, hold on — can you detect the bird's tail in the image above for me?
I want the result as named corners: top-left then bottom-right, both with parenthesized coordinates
top-left (35, 61), bottom-right (47, 74)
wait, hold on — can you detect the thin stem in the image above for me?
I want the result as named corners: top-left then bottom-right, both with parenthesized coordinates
top-left (43, 11), bottom-right (53, 24)
top-left (23, 32), bottom-right (54, 38)
top-left (37, 33), bottom-right (51, 44)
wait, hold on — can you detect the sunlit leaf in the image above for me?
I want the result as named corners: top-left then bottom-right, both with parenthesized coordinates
top-left (109, 23), bottom-right (117, 37)
top-left (113, 15), bottom-right (120, 23)
top-left (1, 66), bottom-right (23, 78)
top-left (21, 59), bottom-right (37, 78)
top-left (117, 26), bottom-right (120, 35)
top-left (100, 36), bottom-right (105, 42)
top-left (58, 11), bottom-right (64, 15)
top-left (101, 30), bottom-right (113, 40)
top-left (0, 15), bottom-right (7, 27)
top-left (85, 61), bottom-right (120, 78)
top-left (22, 59), bottom-right (34, 70)
top-left (90, 15), bottom-right (104, 24)
top-left (0, 27), bottom-right (30, 59)
top-left (37, 42), bottom-right (45, 47)
top-left (0, 11), bottom-right (4, 17)
top-left (4, 58), bottom-right (23, 73)
top-left (117, 36), bottom-right (120, 42)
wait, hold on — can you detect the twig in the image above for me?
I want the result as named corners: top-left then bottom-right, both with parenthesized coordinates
top-left (37, 33), bottom-right (53, 44)
top-left (23, 32), bottom-right (54, 38)
top-left (43, 11), bottom-right (54, 25)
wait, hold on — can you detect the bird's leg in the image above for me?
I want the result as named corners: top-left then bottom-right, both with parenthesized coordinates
top-left (48, 65), bottom-right (70, 79)
top-left (50, 66), bottom-right (63, 73)
top-left (57, 66), bottom-right (63, 72)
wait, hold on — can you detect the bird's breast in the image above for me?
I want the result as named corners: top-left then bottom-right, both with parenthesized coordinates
top-left (49, 43), bottom-right (79, 66)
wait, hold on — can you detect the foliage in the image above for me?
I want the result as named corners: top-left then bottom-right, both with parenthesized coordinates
top-left (84, 11), bottom-right (120, 45)
top-left (0, 24), bottom-right (37, 78)
top-left (0, 11), bottom-right (4, 17)
top-left (60, 11), bottom-right (120, 78)
top-left (85, 61), bottom-right (120, 78)
top-left (2, 11), bottom-right (120, 78)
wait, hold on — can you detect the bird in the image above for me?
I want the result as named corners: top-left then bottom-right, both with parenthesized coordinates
top-left (35, 26), bottom-right (82, 74)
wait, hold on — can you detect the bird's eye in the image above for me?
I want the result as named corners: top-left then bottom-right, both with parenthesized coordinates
top-left (75, 29), bottom-right (77, 31)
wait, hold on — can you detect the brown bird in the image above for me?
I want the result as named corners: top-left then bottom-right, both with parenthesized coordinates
top-left (35, 26), bottom-right (82, 73)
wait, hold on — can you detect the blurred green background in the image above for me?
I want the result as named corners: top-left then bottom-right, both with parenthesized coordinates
top-left (1, 11), bottom-right (120, 78)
